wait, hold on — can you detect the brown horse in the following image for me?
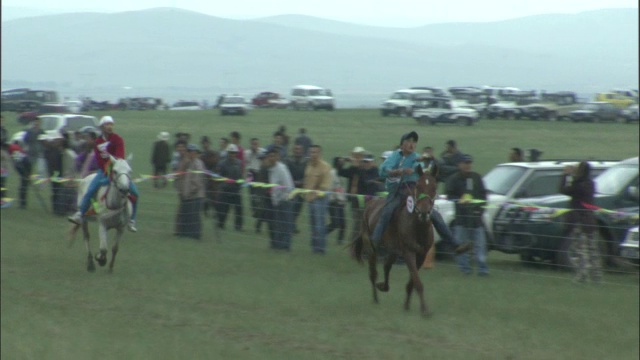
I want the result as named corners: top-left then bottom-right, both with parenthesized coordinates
top-left (351, 163), bottom-right (437, 317)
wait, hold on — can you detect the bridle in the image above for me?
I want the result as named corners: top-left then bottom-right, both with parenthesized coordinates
top-left (112, 170), bottom-right (131, 197)
top-left (403, 180), bottom-right (436, 222)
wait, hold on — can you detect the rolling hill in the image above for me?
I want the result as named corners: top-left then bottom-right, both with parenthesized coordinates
top-left (1, 7), bottom-right (637, 105)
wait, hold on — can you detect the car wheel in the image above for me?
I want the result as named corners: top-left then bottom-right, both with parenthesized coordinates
top-left (398, 107), bottom-right (408, 117)
top-left (381, 110), bottom-right (389, 117)
top-left (546, 112), bottom-right (557, 121)
top-left (616, 116), bottom-right (626, 123)
top-left (418, 116), bottom-right (430, 125)
top-left (504, 111), bottom-right (515, 120)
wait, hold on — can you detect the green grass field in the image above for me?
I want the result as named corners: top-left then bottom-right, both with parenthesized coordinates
top-left (2, 109), bottom-right (639, 359)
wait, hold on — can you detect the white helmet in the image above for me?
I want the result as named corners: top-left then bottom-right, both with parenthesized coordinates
top-left (99, 116), bottom-right (115, 126)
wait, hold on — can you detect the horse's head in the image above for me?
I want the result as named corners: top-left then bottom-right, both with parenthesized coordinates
top-left (413, 161), bottom-right (438, 222)
top-left (110, 156), bottom-right (132, 196)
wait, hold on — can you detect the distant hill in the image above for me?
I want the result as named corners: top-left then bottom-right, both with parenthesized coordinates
top-left (1, 7), bottom-right (638, 105)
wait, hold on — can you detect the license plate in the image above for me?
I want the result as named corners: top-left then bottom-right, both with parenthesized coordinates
top-left (621, 247), bottom-right (639, 259)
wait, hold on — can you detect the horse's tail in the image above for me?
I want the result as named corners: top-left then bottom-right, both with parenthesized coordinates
top-left (350, 234), bottom-right (365, 264)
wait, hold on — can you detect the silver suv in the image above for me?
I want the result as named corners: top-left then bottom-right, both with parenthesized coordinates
top-left (433, 159), bottom-right (618, 247)
top-left (412, 97), bottom-right (479, 126)
top-left (380, 89), bottom-right (433, 117)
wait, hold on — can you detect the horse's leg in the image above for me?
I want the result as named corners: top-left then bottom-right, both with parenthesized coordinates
top-left (95, 223), bottom-right (108, 267)
top-left (109, 229), bottom-right (122, 273)
top-left (376, 253), bottom-right (397, 292)
top-left (404, 250), bottom-right (430, 317)
top-left (83, 223), bottom-right (95, 272)
top-left (367, 251), bottom-right (379, 304)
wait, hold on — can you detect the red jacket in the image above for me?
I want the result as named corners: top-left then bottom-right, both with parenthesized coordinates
top-left (95, 133), bottom-right (125, 171)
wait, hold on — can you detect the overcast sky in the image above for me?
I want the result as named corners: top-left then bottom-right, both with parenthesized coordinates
top-left (3, 0), bottom-right (638, 26)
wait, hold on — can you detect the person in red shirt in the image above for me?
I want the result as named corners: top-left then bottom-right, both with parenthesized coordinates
top-left (68, 116), bottom-right (139, 231)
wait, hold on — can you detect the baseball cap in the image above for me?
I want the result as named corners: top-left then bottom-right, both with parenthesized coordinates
top-left (363, 154), bottom-right (375, 162)
top-left (99, 116), bottom-right (115, 126)
top-left (460, 154), bottom-right (473, 163)
top-left (186, 144), bottom-right (200, 152)
top-left (158, 131), bottom-right (170, 141)
top-left (226, 144), bottom-right (239, 153)
top-left (265, 144), bottom-right (281, 154)
top-left (399, 131), bottom-right (419, 145)
top-left (352, 146), bottom-right (366, 154)
top-left (257, 150), bottom-right (268, 160)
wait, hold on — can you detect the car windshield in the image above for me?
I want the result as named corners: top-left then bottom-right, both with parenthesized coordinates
top-left (483, 165), bottom-right (527, 195)
top-left (309, 89), bottom-right (330, 96)
top-left (391, 92), bottom-right (409, 100)
top-left (40, 116), bottom-right (59, 131)
top-left (594, 164), bottom-right (639, 195)
top-left (223, 97), bottom-right (244, 104)
top-left (65, 117), bottom-right (98, 131)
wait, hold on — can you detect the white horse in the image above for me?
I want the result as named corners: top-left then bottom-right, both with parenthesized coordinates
top-left (70, 156), bottom-right (133, 273)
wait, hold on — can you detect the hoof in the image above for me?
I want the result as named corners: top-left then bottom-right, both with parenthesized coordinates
top-left (376, 283), bottom-right (389, 292)
top-left (95, 251), bottom-right (107, 267)
top-left (422, 310), bottom-right (433, 318)
top-left (87, 263), bottom-right (96, 272)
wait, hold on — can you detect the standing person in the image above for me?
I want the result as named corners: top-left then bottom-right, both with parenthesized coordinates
top-left (271, 131), bottom-right (288, 161)
top-left (336, 147), bottom-right (379, 244)
top-left (244, 138), bottom-right (265, 231)
top-left (509, 147), bottom-right (524, 162)
top-left (439, 139), bottom-right (464, 182)
top-left (200, 138), bottom-right (219, 218)
top-left (326, 157), bottom-right (347, 244)
top-left (20, 118), bottom-right (45, 208)
top-left (277, 125), bottom-right (290, 156)
top-left (254, 151), bottom-right (273, 236)
top-left (560, 161), bottom-right (601, 283)
top-left (216, 144), bottom-right (243, 231)
top-left (445, 154), bottom-right (488, 276)
top-left (0, 115), bottom-right (8, 203)
top-left (170, 140), bottom-right (188, 172)
top-left (293, 128), bottom-right (313, 157)
top-left (229, 131), bottom-right (245, 170)
top-left (264, 146), bottom-right (295, 250)
top-left (43, 134), bottom-right (65, 215)
top-left (77, 129), bottom-right (99, 178)
top-left (8, 139), bottom-right (29, 209)
top-left (303, 145), bottom-right (332, 254)
top-left (174, 144), bottom-right (206, 240)
top-left (218, 137), bottom-right (229, 162)
top-left (371, 132), bottom-right (423, 248)
top-left (151, 131), bottom-right (171, 188)
top-left (285, 144), bottom-right (308, 234)
top-left (68, 116), bottom-right (139, 232)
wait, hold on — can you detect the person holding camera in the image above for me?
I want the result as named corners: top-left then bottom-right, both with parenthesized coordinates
top-left (560, 161), bottom-right (601, 283)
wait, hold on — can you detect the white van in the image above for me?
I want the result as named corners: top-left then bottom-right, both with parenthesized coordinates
top-left (290, 85), bottom-right (335, 111)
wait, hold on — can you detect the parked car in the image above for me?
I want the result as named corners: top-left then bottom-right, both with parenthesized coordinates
top-left (12, 113), bottom-right (99, 142)
top-left (621, 104), bottom-right (639, 123)
top-left (219, 95), bottom-right (250, 116)
top-left (251, 92), bottom-right (289, 108)
top-left (433, 159), bottom-right (618, 253)
top-left (290, 85), bottom-right (335, 111)
top-left (619, 226), bottom-right (639, 265)
top-left (569, 102), bottom-right (622, 123)
top-left (380, 89), bottom-right (433, 117)
top-left (169, 101), bottom-right (202, 111)
top-left (64, 100), bottom-right (83, 113)
top-left (518, 91), bottom-right (582, 121)
top-left (411, 97), bottom-right (479, 125)
top-left (595, 92), bottom-right (637, 109)
top-left (491, 157), bottom-right (639, 268)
